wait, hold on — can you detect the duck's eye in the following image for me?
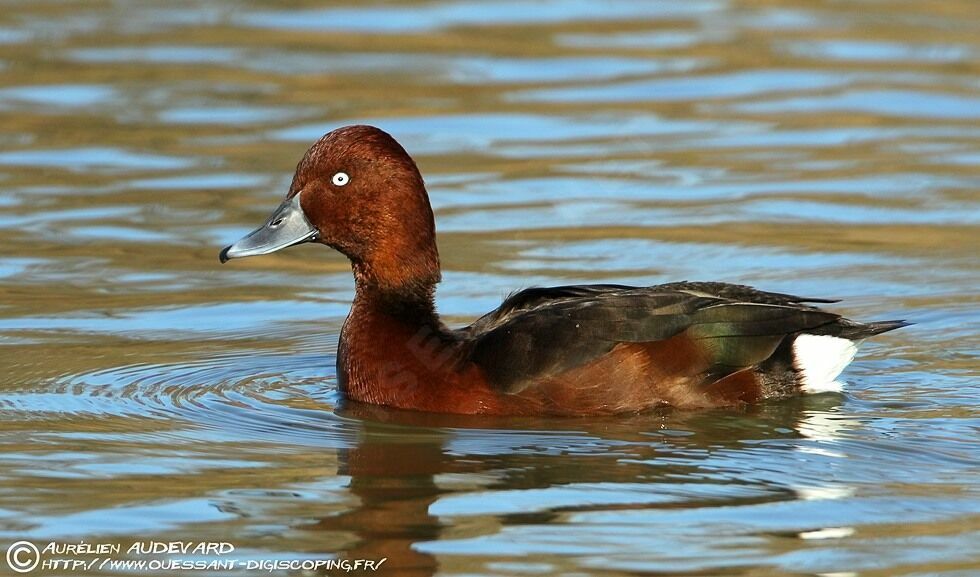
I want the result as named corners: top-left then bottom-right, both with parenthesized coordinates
top-left (331, 172), bottom-right (350, 187)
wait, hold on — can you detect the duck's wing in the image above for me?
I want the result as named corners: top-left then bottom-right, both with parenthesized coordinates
top-left (465, 281), bottom-right (837, 335)
top-left (463, 283), bottom-right (860, 394)
top-left (653, 281), bottom-right (840, 306)
top-left (465, 283), bottom-right (637, 334)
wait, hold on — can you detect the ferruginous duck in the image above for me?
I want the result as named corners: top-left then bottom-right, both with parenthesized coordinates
top-left (219, 125), bottom-right (907, 416)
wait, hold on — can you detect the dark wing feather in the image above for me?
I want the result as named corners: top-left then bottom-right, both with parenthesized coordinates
top-left (462, 283), bottom-right (846, 393)
top-left (465, 284), bottom-right (636, 335)
top-left (654, 281), bottom-right (839, 306)
top-left (684, 304), bottom-right (839, 370)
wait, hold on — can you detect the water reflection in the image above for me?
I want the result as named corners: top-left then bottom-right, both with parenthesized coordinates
top-left (321, 398), bottom-right (874, 576)
top-left (324, 420), bottom-right (447, 577)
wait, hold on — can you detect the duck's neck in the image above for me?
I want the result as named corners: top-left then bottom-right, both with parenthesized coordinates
top-left (340, 246), bottom-right (446, 363)
top-left (336, 230), bottom-right (455, 401)
top-left (338, 272), bottom-right (453, 405)
top-left (348, 237), bottom-right (441, 324)
top-left (349, 278), bottom-right (440, 327)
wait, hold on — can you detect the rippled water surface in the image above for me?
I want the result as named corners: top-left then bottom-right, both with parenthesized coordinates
top-left (1, 1), bottom-right (979, 575)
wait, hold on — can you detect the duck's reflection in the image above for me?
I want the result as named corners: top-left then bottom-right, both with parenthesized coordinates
top-left (310, 396), bottom-right (850, 576)
top-left (308, 413), bottom-right (450, 576)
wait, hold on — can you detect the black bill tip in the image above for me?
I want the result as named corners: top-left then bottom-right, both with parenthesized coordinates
top-left (218, 246), bottom-right (232, 264)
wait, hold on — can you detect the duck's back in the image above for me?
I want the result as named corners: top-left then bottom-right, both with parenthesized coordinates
top-left (460, 282), bottom-right (905, 414)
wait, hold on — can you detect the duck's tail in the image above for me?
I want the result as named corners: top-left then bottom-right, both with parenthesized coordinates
top-left (841, 319), bottom-right (912, 340)
top-left (793, 319), bottom-right (910, 393)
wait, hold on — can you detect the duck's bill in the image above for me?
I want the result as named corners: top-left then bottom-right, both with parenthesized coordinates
top-left (219, 193), bottom-right (317, 263)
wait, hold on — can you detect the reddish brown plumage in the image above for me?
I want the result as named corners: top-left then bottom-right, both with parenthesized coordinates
top-left (337, 292), bottom-right (773, 416)
top-left (220, 125), bottom-right (908, 416)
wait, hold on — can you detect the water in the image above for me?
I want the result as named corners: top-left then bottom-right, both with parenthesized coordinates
top-left (1, 0), bottom-right (978, 575)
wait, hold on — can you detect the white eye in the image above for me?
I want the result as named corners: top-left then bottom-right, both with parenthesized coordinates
top-left (332, 172), bottom-right (350, 186)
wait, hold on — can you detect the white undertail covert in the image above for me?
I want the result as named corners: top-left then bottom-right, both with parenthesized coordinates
top-left (793, 334), bottom-right (859, 393)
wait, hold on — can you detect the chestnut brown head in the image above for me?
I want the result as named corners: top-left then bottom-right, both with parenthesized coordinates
top-left (220, 125), bottom-right (441, 293)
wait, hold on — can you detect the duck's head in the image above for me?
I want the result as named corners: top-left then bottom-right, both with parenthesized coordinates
top-left (220, 125), bottom-right (440, 293)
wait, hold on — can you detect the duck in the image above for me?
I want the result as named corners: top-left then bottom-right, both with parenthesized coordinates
top-left (219, 125), bottom-right (907, 416)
